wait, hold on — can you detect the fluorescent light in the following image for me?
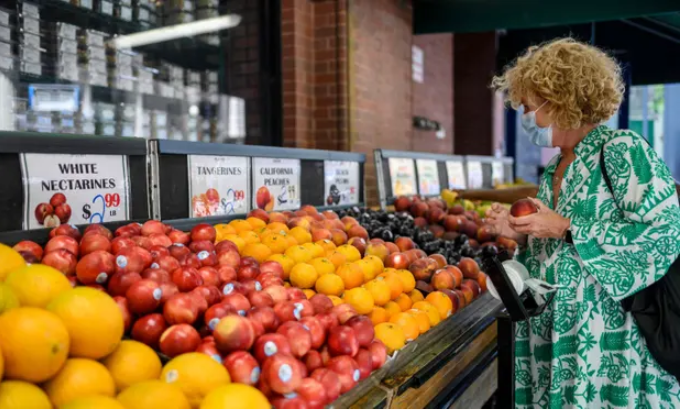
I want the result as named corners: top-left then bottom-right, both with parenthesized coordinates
top-left (110, 14), bottom-right (241, 49)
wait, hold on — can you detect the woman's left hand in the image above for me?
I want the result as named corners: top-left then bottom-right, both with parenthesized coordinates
top-left (508, 198), bottom-right (570, 239)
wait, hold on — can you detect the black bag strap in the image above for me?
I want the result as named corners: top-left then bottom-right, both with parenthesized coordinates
top-left (599, 148), bottom-right (614, 198)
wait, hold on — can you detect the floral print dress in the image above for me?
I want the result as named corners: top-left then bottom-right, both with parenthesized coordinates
top-left (515, 125), bottom-right (680, 408)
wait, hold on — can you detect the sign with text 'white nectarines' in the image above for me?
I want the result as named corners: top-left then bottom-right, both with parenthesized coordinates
top-left (20, 153), bottom-right (130, 230)
top-left (324, 160), bottom-right (360, 206)
top-left (467, 161), bottom-right (483, 189)
top-left (187, 155), bottom-right (249, 218)
top-left (252, 157), bottom-right (301, 211)
top-left (446, 161), bottom-right (466, 190)
top-left (415, 159), bottom-right (440, 196)
top-left (388, 158), bottom-right (417, 197)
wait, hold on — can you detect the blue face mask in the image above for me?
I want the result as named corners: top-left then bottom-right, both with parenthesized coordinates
top-left (521, 101), bottom-right (553, 147)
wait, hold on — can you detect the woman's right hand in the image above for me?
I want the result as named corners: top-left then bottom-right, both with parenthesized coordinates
top-left (485, 203), bottom-right (526, 242)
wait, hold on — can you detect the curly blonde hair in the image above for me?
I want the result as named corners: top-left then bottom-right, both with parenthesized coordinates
top-left (492, 38), bottom-right (624, 130)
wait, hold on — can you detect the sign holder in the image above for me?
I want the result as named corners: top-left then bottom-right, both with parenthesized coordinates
top-left (465, 156), bottom-right (515, 189)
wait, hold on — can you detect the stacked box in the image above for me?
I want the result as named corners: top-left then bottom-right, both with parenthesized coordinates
top-left (116, 103), bottom-right (135, 136)
top-left (134, 0), bottom-right (157, 27)
top-left (93, 102), bottom-right (116, 136)
top-left (134, 54), bottom-right (154, 94)
top-left (0, 8), bottom-right (13, 71)
top-left (95, 0), bottom-right (115, 16)
top-left (18, 2), bottom-right (41, 76)
top-left (71, 0), bottom-right (93, 10)
top-left (47, 23), bottom-right (79, 82)
top-left (78, 29), bottom-right (107, 86)
top-left (159, 61), bottom-right (184, 99)
top-left (202, 70), bottom-right (218, 104)
top-left (115, 0), bottom-right (133, 21)
top-left (195, 0), bottom-right (218, 44)
top-left (164, 0), bottom-right (194, 25)
top-left (106, 44), bottom-right (135, 91)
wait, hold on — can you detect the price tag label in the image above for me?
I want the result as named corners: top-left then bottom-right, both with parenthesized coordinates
top-left (492, 161), bottom-right (504, 186)
top-left (20, 153), bottom-right (130, 230)
top-left (388, 158), bottom-right (417, 197)
top-left (252, 158), bottom-right (301, 211)
top-left (446, 161), bottom-right (466, 189)
top-left (467, 161), bottom-right (483, 189)
top-left (187, 155), bottom-right (249, 217)
top-left (324, 161), bottom-right (360, 206)
top-left (415, 159), bottom-right (440, 196)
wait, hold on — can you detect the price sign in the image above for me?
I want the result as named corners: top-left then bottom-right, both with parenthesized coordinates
top-left (492, 161), bottom-right (504, 187)
top-left (324, 161), bottom-right (360, 206)
top-left (20, 153), bottom-right (130, 230)
top-left (467, 161), bottom-right (483, 189)
top-left (415, 159), bottom-right (440, 196)
top-left (252, 158), bottom-right (301, 211)
top-left (388, 158), bottom-right (417, 197)
top-left (446, 161), bottom-right (466, 189)
top-left (187, 155), bottom-right (249, 217)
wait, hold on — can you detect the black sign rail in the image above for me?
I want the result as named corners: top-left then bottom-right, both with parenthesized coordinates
top-left (0, 132), bottom-right (149, 245)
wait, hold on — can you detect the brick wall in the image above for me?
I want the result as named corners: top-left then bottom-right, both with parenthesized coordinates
top-left (412, 33), bottom-right (454, 154)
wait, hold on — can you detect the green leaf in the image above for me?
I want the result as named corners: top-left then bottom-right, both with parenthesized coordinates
top-left (618, 223), bottom-right (649, 245)
top-left (655, 376), bottom-right (672, 403)
top-left (575, 238), bottom-right (605, 261)
top-left (599, 331), bottom-right (629, 351)
top-left (631, 143), bottom-right (653, 185)
top-left (563, 385), bottom-right (576, 405)
top-left (584, 382), bottom-right (596, 402)
top-left (599, 384), bottom-right (629, 407)
top-left (554, 335), bottom-right (579, 358)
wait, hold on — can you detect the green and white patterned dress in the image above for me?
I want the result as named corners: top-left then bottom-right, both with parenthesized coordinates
top-left (515, 125), bottom-right (680, 408)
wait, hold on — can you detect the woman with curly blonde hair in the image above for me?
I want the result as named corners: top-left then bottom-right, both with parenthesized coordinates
top-left (487, 38), bottom-right (680, 408)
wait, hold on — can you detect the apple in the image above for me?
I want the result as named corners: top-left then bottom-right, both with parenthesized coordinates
top-left (260, 275), bottom-right (284, 288)
top-left (45, 235), bottom-right (79, 256)
top-left (142, 267), bottom-right (171, 283)
top-left (112, 296), bottom-right (132, 332)
top-left (223, 351), bottom-right (261, 386)
top-left (158, 282), bottom-right (178, 305)
top-left (319, 346), bottom-right (331, 366)
top-left (193, 285), bottom-right (222, 306)
top-left (309, 294), bottom-right (333, 314)
top-left (195, 266), bottom-right (220, 287)
top-left (431, 269), bottom-right (455, 290)
top-left (76, 250), bottom-right (116, 285)
top-left (217, 249), bottom-right (241, 269)
top-left (222, 281), bottom-right (247, 296)
top-left (191, 223), bottom-right (217, 243)
top-left (269, 396), bottom-right (307, 409)
top-left (35, 202), bottom-right (53, 224)
top-left (49, 224), bottom-right (81, 241)
top-left (148, 245), bottom-right (170, 261)
top-left (238, 265), bottom-right (260, 281)
top-left (258, 261), bottom-right (283, 279)
top-left (189, 240), bottom-right (215, 254)
top-left (126, 279), bottom-right (163, 314)
top-left (315, 313), bottom-right (339, 332)
top-left (42, 249), bottom-right (77, 275)
top-left (249, 290), bottom-right (274, 308)
top-left (263, 353), bottom-right (304, 395)
top-left (394, 236), bottom-right (415, 252)
top-left (110, 237), bottom-right (134, 255)
top-left (164, 293), bottom-right (200, 325)
top-left (242, 280), bottom-right (263, 295)
top-left (303, 351), bottom-right (323, 374)
top-left (449, 204), bottom-right (465, 215)
top-left (141, 220), bottom-right (166, 236)
top-left (247, 307), bottom-right (280, 333)
top-left (327, 355), bottom-right (360, 394)
top-left (213, 314), bottom-right (256, 353)
top-left (147, 233), bottom-right (172, 248)
top-left (215, 240), bottom-right (238, 254)
top-left (172, 267), bottom-right (203, 292)
top-left (354, 349), bottom-right (373, 380)
top-left (114, 249), bottom-right (146, 274)
top-left (13, 240), bottom-right (43, 260)
top-left (195, 340), bottom-right (222, 363)
top-left (169, 243), bottom-right (191, 260)
top-left (107, 271), bottom-right (142, 296)
top-left (296, 377), bottom-right (327, 408)
top-left (177, 253), bottom-right (201, 270)
top-left (265, 285), bottom-right (289, 304)
top-left (221, 293), bottom-right (251, 315)
top-left (368, 340), bottom-right (387, 370)
top-left (510, 198), bottom-right (538, 217)
top-left (196, 250), bottom-right (218, 268)
top-left (311, 368), bottom-right (341, 403)
top-left (286, 287), bottom-right (307, 302)
top-left (131, 313), bottom-right (167, 349)
top-left (204, 302), bottom-right (236, 331)
top-left (277, 321), bottom-right (312, 358)
top-left (327, 325), bottom-right (359, 357)
top-left (168, 230), bottom-right (190, 245)
top-left (159, 324), bottom-right (201, 357)
top-left (345, 315), bottom-right (374, 348)
top-left (384, 253), bottom-right (409, 269)
top-left (253, 333), bottom-right (292, 363)
top-left (299, 316), bottom-right (325, 350)
top-left (131, 235), bottom-right (153, 250)
top-left (217, 265), bottom-right (238, 284)
top-left (331, 303), bottom-right (357, 324)
top-left (458, 257), bottom-right (480, 279)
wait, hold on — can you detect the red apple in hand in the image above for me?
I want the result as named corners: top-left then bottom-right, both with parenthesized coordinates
top-left (131, 313), bottom-right (167, 349)
top-left (510, 198), bottom-right (538, 217)
top-left (223, 351), bottom-right (261, 386)
top-left (159, 324), bottom-right (201, 357)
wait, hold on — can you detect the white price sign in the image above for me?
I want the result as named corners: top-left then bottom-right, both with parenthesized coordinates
top-left (187, 155), bottom-right (249, 218)
top-left (415, 159), bottom-right (440, 196)
top-left (446, 161), bottom-right (466, 190)
top-left (388, 158), bottom-right (417, 197)
top-left (324, 161), bottom-right (360, 206)
top-left (252, 158), bottom-right (301, 211)
top-left (467, 161), bottom-right (483, 189)
top-left (492, 161), bottom-right (504, 186)
top-left (20, 153), bottom-right (130, 230)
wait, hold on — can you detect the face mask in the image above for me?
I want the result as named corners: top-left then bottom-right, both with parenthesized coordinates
top-left (521, 101), bottom-right (553, 147)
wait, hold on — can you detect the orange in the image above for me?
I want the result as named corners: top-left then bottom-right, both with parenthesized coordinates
top-left (266, 222), bottom-right (289, 233)
top-left (246, 217), bottom-right (266, 230)
top-left (229, 219), bottom-right (253, 234)
top-left (407, 309), bottom-right (431, 334)
top-left (303, 243), bottom-right (325, 259)
top-left (214, 223), bottom-right (236, 238)
top-left (412, 301), bottom-right (441, 327)
top-left (409, 289), bottom-right (425, 303)
top-left (378, 272), bottom-right (404, 300)
top-left (310, 257), bottom-right (335, 276)
top-left (238, 230), bottom-right (261, 245)
top-left (0, 244), bottom-right (26, 281)
top-left (266, 254), bottom-right (295, 279)
top-left (302, 289), bottom-right (316, 299)
top-left (374, 323), bottom-right (406, 354)
top-left (199, 384), bottom-right (270, 409)
top-left (241, 243), bottom-right (272, 264)
top-left (0, 307), bottom-right (69, 383)
top-left (5, 264), bottom-right (71, 308)
top-left (315, 274), bottom-right (345, 297)
top-left (328, 295), bottom-right (344, 306)
top-left (44, 358), bottom-right (116, 407)
top-left (426, 291), bottom-right (454, 320)
top-left (383, 301), bottom-right (402, 317)
top-left (0, 381), bottom-right (52, 409)
top-left (117, 380), bottom-right (189, 409)
top-left (364, 278), bottom-right (391, 306)
top-left (160, 353), bottom-right (230, 408)
top-left (396, 269), bottom-right (416, 293)
top-left (382, 268), bottom-right (398, 275)
top-left (316, 239), bottom-right (337, 255)
top-left (102, 340), bottom-right (162, 392)
top-left (284, 246), bottom-right (313, 264)
top-left (369, 307), bottom-right (390, 325)
top-left (327, 251), bottom-right (348, 268)
top-left (343, 288), bottom-right (374, 315)
top-left (389, 312), bottom-right (419, 342)
top-left (61, 395), bottom-right (125, 409)
top-left (290, 263), bottom-right (318, 289)
top-left (222, 234), bottom-right (245, 252)
top-left (0, 345), bottom-right (3, 380)
top-left (261, 232), bottom-right (289, 254)
top-left (336, 263), bottom-right (364, 289)
top-left (336, 245), bottom-right (361, 262)
top-left (0, 282), bottom-right (19, 315)
top-left (289, 227), bottom-right (312, 245)
top-left (363, 255), bottom-right (384, 277)
top-left (394, 294), bottom-right (412, 311)
top-left (284, 234), bottom-right (299, 249)
top-left (47, 287), bottom-right (124, 360)
top-left (355, 259), bottom-right (376, 282)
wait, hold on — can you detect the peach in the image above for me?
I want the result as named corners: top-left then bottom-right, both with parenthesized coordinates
top-left (384, 242), bottom-right (400, 254)
top-left (461, 279), bottom-right (482, 299)
top-left (414, 217), bottom-right (428, 228)
top-left (429, 225), bottom-right (445, 238)
top-left (311, 228), bottom-right (332, 242)
top-left (477, 226), bottom-right (495, 243)
top-left (322, 210), bottom-right (339, 219)
top-left (347, 225), bottom-right (369, 240)
top-left (409, 201), bottom-right (428, 217)
top-left (141, 220), bottom-right (165, 236)
top-left (408, 257), bottom-right (438, 282)
top-left (431, 269), bottom-right (455, 290)
top-left (248, 208), bottom-right (270, 223)
top-left (427, 207), bottom-right (446, 225)
top-left (441, 289), bottom-right (461, 314)
top-left (364, 242), bottom-right (389, 261)
top-left (287, 217), bottom-right (311, 231)
top-left (256, 186), bottom-right (272, 210)
top-left (214, 314), bottom-right (256, 353)
top-left (443, 215), bottom-right (464, 232)
top-left (394, 237), bottom-right (415, 252)
top-left (385, 252), bottom-right (410, 269)
top-left (269, 212), bottom-right (288, 223)
top-left (445, 265), bottom-right (464, 288)
top-left (477, 272), bottom-right (488, 293)
top-left (394, 196), bottom-right (411, 212)
top-left (429, 253), bottom-right (447, 269)
top-left (458, 257), bottom-right (480, 279)
top-left (449, 204), bottom-right (465, 215)
top-left (330, 229), bottom-right (348, 246)
top-left (510, 198), bottom-right (538, 217)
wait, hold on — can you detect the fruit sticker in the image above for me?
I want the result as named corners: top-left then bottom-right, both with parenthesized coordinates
top-left (20, 153), bottom-right (130, 230)
top-left (252, 158), bottom-right (301, 211)
top-left (387, 158), bottom-right (416, 197)
top-left (324, 161), bottom-right (360, 206)
top-left (466, 161), bottom-right (483, 189)
top-left (446, 161), bottom-right (466, 190)
top-left (187, 155), bottom-right (249, 217)
top-left (415, 159), bottom-right (440, 196)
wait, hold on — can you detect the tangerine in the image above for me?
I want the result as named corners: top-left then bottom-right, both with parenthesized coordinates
top-left (374, 323), bottom-right (406, 354)
top-left (0, 244), bottom-right (26, 281)
top-left (241, 243), bottom-right (272, 264)
top-left (369, 307), bottom-right (390, 325)
top-left (336, 245), bottom-right (361, 262)
top-left (246, 217), bottom-right (266, 230)
top-left (160, 353), bottom-right (231, 408)
top-left (61, 395), bottom-right (125, 409)
top-left (412, 301), bottom-right (441, 327)
top-left (336, 263), bottom-right (364, 289)
top-left (409, 289), bottom-right (425, 303)
top-left (389, 312), bottom-right (419, 342)
top-left (262, 233), bottom-right (289, 254)
top-left (102, 340), bottom-right (162, 392)
top-left (315, 274), bottom-right (345, 297)
top-left (310, 257), bottom-right (335, 276)
top-left (396, 269), bottom-right (416, 293)
top-left (394, 294), bottom-right (412, 312)
top-left (327, 251), bottom-right (348, 268)
top-left (5, 264), bottom-right (71, 308)
top-left (328, 295), bottom-right (344, 306)
top-left (238, 230), bottom-right (261, 245)
top-left (221, 235), bottom-right (245, 252)
top-left (355, 259), bottom-right (376, 282)
top-left (0, 282), bottom-right (19, 315)
top-left (343, 288), bottom-right (375, 315)
top-left (303, 242), bottom-right (325, 258)
top-left (43, 358), bottom-right (116, 408)
top-left (302, 289), bottom-right (316, 299)
top-left (228, 220), bottom-right (253, 234)
top-left (383, 301), bottom-right (402, 317)
top-left (289, 227), bottom-right (312, 245)
top-left (426, 291), bottom-right (454, 320)
top-left (284, 246), bottom-right (313, 264)
top-left (290, 263), bottom-right (318, 289)
top-left (266, 222), bottom-right (289, 233)
top-left (378, 272), bottom-right (404, 300)
top-left (315, 239), bottom-right (337, 255)
top-left (406, 309), bottom-right (431, 334)
top-left (364, 278), bottom-right (391, 306)
top-left (363, 255), bottom-right (384, 278)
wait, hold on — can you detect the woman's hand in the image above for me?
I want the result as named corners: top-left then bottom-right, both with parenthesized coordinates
top-left (485, 203), bottom-right (526, 243)
top-left (508, 198), bottom-right (570, 239)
